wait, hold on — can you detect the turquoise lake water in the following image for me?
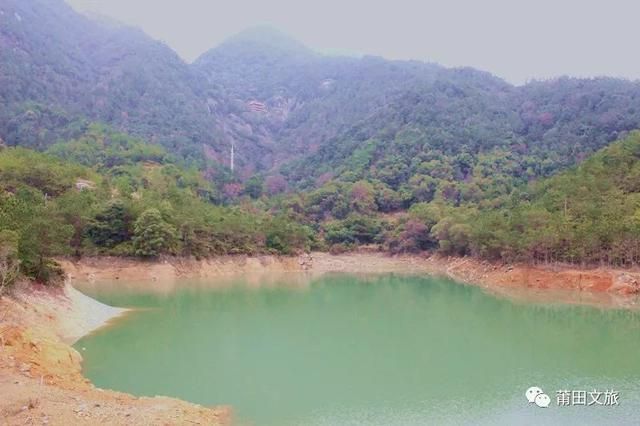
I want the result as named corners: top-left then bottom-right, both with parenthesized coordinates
top-left (74, 273), bottom-right (640, 425)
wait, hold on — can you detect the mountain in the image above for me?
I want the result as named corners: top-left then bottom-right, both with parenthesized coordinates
top-left (0, 0), bottom-right (225, 167)
top-left (195, 26), bottom-right (317, 101)
top-left (5, 0), bottom-right (640, 279)
top-left (194, 27), bottom-right (513, 172)
top-left (197, 30), bottom-right (640, 194)
top-left (282, 75), bottom-right (640, 200)
top-left (3, 0), bottom-right (640, 191)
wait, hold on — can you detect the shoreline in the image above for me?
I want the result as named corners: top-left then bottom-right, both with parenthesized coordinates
top-left (59, 252), bottom-right (640, 301)
top-left (0, 283), bottom-right (230, 425)
top-left (313, 252), bottom-right (640, 309)
top-left (2, 252), bottom-right (639, 424)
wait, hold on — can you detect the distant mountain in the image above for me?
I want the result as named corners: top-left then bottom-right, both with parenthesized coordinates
top-left (282, 75), bottom-right (640, 191)
top-left (195, 30), bottom-right (640, 189)
top-left (3, 0), bottom-right (640, 190)
top-left (0, 0), bottom-right (228, 168)
top-left (195, 26), bottom-right (318, 99)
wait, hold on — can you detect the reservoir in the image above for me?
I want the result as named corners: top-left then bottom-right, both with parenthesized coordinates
top-left (75, 273), bottom-right (640, 425)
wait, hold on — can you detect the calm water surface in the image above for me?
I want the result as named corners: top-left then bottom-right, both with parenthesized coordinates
top-left (75, 274), bottom-right (640, 425)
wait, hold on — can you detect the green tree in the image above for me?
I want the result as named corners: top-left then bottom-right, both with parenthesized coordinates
top-left (19, 214), bottom-right (73, 284)
top-left (264, 215), bottom-right (311, 254)
top-left (244, 176), bottom-right (264, 199)
top-left (325, 214), bottom-right (383, 245)
top-left (408, 174), bottom-right (438, 203)
top-left (54, 190), bottom-right (97, 255)
top-left (132, 208), bottom-right (177, 257)
top-left (86, 201), bottom-right (132, 248)
top-left (349, 180), bottom-right (376, 213)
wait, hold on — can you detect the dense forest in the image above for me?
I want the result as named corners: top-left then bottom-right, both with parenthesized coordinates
top-left (0, 125), bottom-right (312, 291)
top-left (3, 130), bottom-right (640, 291)
top-left (3, 0), bottom-right (640, 291)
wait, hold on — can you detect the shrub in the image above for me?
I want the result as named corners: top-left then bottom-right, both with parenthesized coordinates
top-left (324, 214), bottom-right (383, 245)
top-left (85, 201), bottom-right (132, 248)
top-left (132, 208), bottom-right (177, 257)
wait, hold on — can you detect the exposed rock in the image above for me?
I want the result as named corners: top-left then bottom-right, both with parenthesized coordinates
top-left (297, 253), bottom-right (313, 270)
top-left (611, 273), bottom-right (640, 295)
top-left (74, 179), bottom-right (96, 191)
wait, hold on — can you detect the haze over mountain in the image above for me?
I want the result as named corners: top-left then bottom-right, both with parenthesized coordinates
top-left (65, 0), bottom-right (640, 85)
top-left (3, 0), bottom-right (640, 188)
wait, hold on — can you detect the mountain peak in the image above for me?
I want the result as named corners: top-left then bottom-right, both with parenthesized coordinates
top-left (214, 26), bottom-right (313, 56)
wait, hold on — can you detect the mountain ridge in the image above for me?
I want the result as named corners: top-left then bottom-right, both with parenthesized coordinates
top-left (3, 0), bottom-right (640, 189)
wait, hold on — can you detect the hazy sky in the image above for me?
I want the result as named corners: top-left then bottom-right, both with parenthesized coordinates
top-left (66, 0), bottom-right (640, 85)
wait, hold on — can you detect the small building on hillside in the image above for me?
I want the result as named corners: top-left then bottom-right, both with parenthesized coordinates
top-left (247, 100), bottom-right (267, 113)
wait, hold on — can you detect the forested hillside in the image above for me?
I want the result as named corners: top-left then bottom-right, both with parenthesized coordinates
top-left (3, 0), bottom-right (640, 183)
top-left (0, 125), bottom-right (312, 290)
top-left (266, 131), bottom-right (640, 267)
top-left (475, 130), bottom-right (640, 265)
top-left (3, 0), bottom-right (640, 290)
top-left (0, 0), bottom-right (232, 168)
top-left (197, 29), bottom-right (640, 192)
top-left (3, 130), bottom-right (639, 291)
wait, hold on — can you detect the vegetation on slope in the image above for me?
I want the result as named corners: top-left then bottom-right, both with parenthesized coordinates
top-left (3, 130), bottom-right (640, 293)
top-left (4, 1), bottom-right (640, 180)
top-left (0, 126), bottom-right (312, 292)
top-left (3, 0), bottom-right (640, 294)
top-left (0, 0), bottom-right (221, 166)
top-left (471, 130), bottom-right (640, 265)
top-left (298, 131), bottom-right (640, 266)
